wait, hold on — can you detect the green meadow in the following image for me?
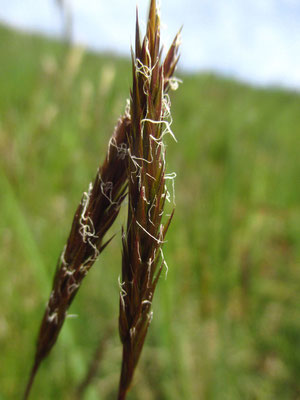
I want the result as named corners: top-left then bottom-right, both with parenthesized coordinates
top-left (0, 24), bottom-right (300, 399)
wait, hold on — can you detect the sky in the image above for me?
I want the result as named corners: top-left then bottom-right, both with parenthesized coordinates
top-left (0, 0), bottom-right (300, 90)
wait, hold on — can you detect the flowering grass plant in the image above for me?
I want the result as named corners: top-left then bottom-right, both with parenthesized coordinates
top-left (118, 1), bottom-right (180, 398)
top-left (24, 1), bottom-right (180, 398)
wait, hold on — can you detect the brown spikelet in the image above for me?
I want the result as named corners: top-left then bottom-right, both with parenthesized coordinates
top-left (118, 1), bottom-right (181, 399)
top-left (24, 115), bottom-right (130, 399)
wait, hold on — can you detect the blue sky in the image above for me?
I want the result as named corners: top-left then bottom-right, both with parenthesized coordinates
top-left (1, 0), bottom-right (300, 90)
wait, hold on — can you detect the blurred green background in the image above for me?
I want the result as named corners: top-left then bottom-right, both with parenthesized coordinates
top-left (0, 24), bottom-right (300, 399)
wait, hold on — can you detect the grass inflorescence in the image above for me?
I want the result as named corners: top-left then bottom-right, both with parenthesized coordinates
top-left (24, 114), bottom-right (131, 399)
top-left (118, 1), bottom-right (180, 398)
top-left (24, 1), bottom-right (180, 398)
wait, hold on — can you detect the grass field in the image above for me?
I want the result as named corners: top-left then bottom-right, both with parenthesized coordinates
top-left (0, 24), bottom-right (300, 399)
